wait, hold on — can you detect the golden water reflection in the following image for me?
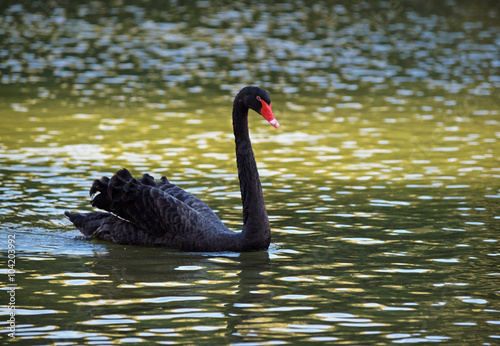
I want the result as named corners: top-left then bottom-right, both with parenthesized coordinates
top-left (1, 0), bottom-right (499, 344)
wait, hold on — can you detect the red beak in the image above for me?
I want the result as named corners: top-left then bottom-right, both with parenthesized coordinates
top-left (257, 96), bottom-right (280, 129)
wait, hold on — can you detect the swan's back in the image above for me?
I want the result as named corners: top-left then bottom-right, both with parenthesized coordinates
top-left (141, 172), bottom-right (218, 220)
top-left (66, 169), bottom-right (242, 251)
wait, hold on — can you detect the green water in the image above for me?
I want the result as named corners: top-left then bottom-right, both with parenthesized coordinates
top-left (1, 1), bottom-right (499, 344)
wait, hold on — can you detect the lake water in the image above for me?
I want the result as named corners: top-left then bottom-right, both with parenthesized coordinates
top-left (1, 1), bottom-right (499, 344)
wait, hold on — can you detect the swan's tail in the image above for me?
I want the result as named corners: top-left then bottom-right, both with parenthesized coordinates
top-left (65, 211), bottom-right (96, 237)
top-left (64, 210), bottom-right (162, 245)
top-left (64, 211), bottom-right (114, 239)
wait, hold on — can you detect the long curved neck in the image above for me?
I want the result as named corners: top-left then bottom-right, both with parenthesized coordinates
top-left (232, 100), bottom-right (271, 249)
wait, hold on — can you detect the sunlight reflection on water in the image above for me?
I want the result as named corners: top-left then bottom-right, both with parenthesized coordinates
top-left (1, 0), bottom-right (499, 344)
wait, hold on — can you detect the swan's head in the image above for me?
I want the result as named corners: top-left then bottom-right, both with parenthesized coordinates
top-left (239, 86), bottom-right (280, 129)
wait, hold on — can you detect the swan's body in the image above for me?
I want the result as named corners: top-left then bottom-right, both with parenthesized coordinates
top-left (65, 86), bottom-right (279, 252)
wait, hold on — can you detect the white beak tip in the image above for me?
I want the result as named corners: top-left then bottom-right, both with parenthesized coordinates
top-left (269, 119), bottom-right (280, 129)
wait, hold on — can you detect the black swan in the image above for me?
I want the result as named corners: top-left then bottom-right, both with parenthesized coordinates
top-left (65, 86), bottom-right (279, 252)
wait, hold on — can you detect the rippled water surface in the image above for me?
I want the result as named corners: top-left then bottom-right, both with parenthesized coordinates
top-left (1, 1), bottom-right (499, 344)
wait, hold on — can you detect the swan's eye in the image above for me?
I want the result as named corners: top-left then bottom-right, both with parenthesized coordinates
top-left (256, 96), bottom-right (271, 108)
